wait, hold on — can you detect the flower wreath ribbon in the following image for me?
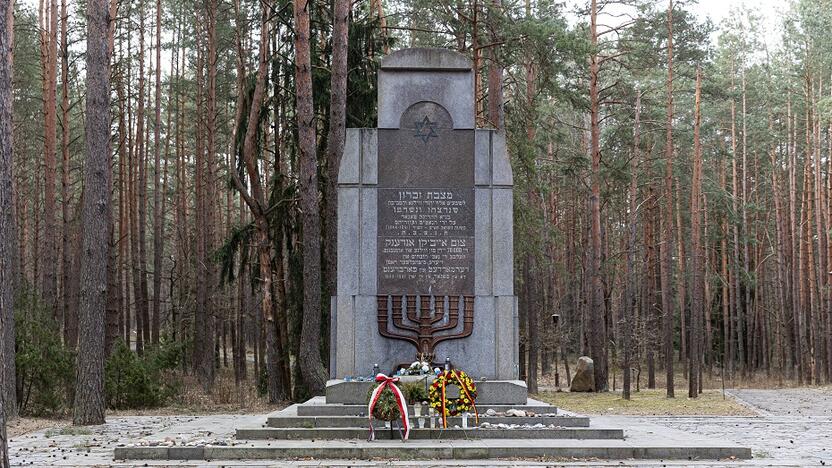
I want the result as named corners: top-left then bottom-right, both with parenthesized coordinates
top-left (367, 373), bottom-right (410, 441)
top-left (440, 369), bottom-right (479, 429)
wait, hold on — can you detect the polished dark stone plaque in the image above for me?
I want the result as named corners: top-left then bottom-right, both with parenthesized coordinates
top-left (377, 116), bottom-right (474, 295)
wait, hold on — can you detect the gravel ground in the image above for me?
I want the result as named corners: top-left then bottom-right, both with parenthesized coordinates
top-left (5, 388), bottom-right (832, 467)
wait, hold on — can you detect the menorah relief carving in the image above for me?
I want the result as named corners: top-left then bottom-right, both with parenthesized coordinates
top-left (377, 294), bottom-right (474, 362)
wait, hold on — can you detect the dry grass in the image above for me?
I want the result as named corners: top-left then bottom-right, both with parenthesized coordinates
top-left (536, 388), bottom-right (757, 416)
top-left (6, 417), bottom-right (68, 438)
top-left (109, 368), bottom-right (285, 416)
top-left (538, 361), bottom-right (821, 392)
top-left (7, 369), bottom-right (286, 437)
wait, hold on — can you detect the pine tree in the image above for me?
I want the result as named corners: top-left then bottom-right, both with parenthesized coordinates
top-left (0, 0), bottom-right (17, 430)
top-left (73, 0), bottom-right (112, 426)
top-left (295, 0), bottom-right (328, 394)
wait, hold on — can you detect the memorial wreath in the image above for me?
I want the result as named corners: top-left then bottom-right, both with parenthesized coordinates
top-left (428, 369), bottom-right (479, 428)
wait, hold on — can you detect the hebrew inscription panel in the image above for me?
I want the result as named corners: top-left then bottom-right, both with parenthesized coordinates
top-left (377, 112), bottom-right (474, 295)
top-left (378, 188), bottom-right (474, 294)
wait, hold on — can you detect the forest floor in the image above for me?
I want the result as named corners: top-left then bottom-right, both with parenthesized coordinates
top-left (6, 387), bottom-right (832, 466)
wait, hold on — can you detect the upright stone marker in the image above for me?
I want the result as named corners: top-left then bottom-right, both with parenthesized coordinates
top-left (332, 48), bottom-right (518, 384)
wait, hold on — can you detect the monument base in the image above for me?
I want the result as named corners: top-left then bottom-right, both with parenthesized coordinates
top-left (114, 396), bottom-right (752, 462)
top-left (325, 378), bottom-right (528, 405)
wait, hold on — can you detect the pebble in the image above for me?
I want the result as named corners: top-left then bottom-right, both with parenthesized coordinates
top-left (485, 409), bottom-right (497, 417)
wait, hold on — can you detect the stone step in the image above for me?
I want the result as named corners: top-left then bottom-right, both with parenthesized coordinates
top-left (296, 404), bottom-right (555, 417)
top-left (266, 414), bottom-right (590, 428)
top-left (326, 379), bottom-right (528, 405)
top-left (236, 427), bottom-right (623, 440)
top-left (114, 439), bottom-right (752, 461)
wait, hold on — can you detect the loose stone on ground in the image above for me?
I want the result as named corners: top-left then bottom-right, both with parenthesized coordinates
top-left (8, 388), bottom-right (830, 466)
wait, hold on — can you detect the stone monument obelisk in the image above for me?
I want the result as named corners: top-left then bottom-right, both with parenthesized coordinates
top-left (330, 48), bottom-right (520, 401)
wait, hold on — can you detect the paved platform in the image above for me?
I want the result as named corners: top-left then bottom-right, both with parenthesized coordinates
top-left (31, 389), bottom-right (832, 465)
top-left (112, 397), bottom-right (751, 462)
top-left (13, 410), bottom-right (819, 465)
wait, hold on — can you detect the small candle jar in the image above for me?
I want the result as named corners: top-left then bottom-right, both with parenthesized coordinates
top-left (462, 412), bottom-right (469, 429)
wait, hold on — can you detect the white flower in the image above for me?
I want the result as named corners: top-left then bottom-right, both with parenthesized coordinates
top-left (410, 361), bottom-right (421, 369)
top-left (421, 364), bottom-right (430, 373)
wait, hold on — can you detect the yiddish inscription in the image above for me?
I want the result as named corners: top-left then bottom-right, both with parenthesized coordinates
top-left (376, 105), bottom-right (475, 295)
top-left (378, 188), bottom-right (474, 294)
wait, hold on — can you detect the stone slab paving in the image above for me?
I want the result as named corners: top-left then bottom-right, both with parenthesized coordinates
top-left (729, 387), bottom-right (832, 417)
top-left (8, 413), bottom-right (263, 467)
top-left (8, 389), bottom-right (832, 466)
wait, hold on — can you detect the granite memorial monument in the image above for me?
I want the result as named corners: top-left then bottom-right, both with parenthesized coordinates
top-left (330, 48), bottom-right (520, 401)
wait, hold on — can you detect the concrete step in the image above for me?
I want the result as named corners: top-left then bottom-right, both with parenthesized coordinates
top-left (266, 414), bottom-right (590, 428)
top-left (296, 404), bottom-right (556, 417)
top-left (326, 379), bottom-right (528, 405)
top-left (236, 427), bottom-right (623, 440)
top-left (114, 439), bottom-right (753, 461)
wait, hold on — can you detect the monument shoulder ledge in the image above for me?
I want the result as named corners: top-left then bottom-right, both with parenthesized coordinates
top-left (381, 48), bottom-right (472, 71)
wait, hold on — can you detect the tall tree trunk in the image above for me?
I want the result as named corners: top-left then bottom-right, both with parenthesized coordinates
top-left (174, 3), bottom-right (187, 349)
top-left (0, 0), bottom-right (18, 423)
top-left (660, 0), bottom-right (675, 398)
top-left (229, 4), bottom-right (289, 401)
top-left (623, 92), bottom-right (641, 400)
top-left (811, 76), bottom-right (826, 383)
top-left (134, 0), bottom-right (149, 352)
top-left (827, 76), bottom-right (832, 382)
top-left (486, 0), bottom-right (503, 129)
top-left (675, 189), bottom-right (687, 370)
top-left (688, 68), bottom-right (703, 398)
top-left (159, 5), bottom-right (177, 346)
top-left (105, 206), bottom-right (120, 355)
top-left (644, 177), bottom-right (657, 389)
top-left (295, 0), bottom-right (328, 394)
top-left (193, 2), bottom-right (215, 391)
top-left (740, 70), bottom-right (751, 374)
top-left (323, 0), bottom-right (349, 301)
top-left (720, 160), bottom-right (730, 373)
top-left (59, 0), bottom-right (75, 347)
top-left (42, 0), bottom-right (58, 314)
top-left (202, 0), bottom-right (219, 388)
top-left (587, 0), bottom-right (608, 392)
top-left (116, 31), bottom-right (130, 350)
top-left (74, 0), bottom-right (111, 425)
top-left (150, 0), bottom-right (162, 345)
top-left (526, 255), bottom-right (539, 393)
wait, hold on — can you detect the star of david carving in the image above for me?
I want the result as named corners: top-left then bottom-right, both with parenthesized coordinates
top-left (413, 115), bottom-right (439, 143)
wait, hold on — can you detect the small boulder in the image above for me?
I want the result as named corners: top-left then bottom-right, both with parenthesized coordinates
top-left (570, 356), bottom-right (595, 392)
top-left (505, 408), bottom-right (527, 417)
top-left (485, 408), bottom-right (497, 417)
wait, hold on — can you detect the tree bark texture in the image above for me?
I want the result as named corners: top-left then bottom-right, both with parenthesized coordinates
top-left (588, 0), bottom-right (608, 391)
top-left (323, 0), bottom-right (349, 298)
top-left (0, 0), bottom-right (18, 422)
top-left (688, 68), bottom-right (703, 398)
top-left (660, 0), bottom-right (675, 398)
top-left (294, 0), bottom-right (328, 395)
top-left (73, 0), bottom-right (111, 425)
